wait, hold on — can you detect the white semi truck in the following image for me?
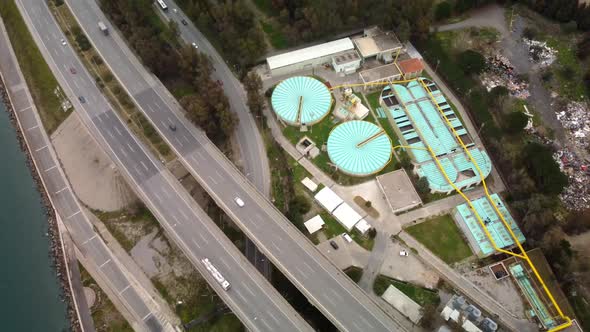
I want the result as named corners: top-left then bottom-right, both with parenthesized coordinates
top-left (201, 258), bottom-right (231, 290)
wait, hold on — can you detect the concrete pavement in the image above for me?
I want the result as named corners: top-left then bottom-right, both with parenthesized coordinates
top-left (63, 0), bottom-right (407, 330)
top-left (18, 1), bottom-right (313, 330)
top-left (0, 17), bottom-right (175, 331)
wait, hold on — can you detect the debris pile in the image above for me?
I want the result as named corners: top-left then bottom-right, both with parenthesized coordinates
top-left (523, 38), bottom-right (557, 67)
top-left (556, 102), bottom-right (590, 151)
top-left (481, 54), bottom-right (530, 99)
top-left (554, 149), bottom-right (590, 211)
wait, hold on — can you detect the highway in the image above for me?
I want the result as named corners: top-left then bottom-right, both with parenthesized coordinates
top-left (17, 1), bottom-right (312, 331)
top-left (62, 0), bottom-right (407, 330)
top-left (157, 1), bottom-right (272, 277)
top-left (0, 18), bottom-right (171, 331)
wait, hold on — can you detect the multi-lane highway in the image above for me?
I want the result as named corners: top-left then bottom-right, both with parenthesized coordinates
top-left (62, 0), bottom-right (408, 330)
top-left (0, 19), bottom-right (171, 331)
top-left (17, 1), bottom-right (312, 331)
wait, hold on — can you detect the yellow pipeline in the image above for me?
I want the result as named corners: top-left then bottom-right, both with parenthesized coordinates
top-left (416, 78), bottom-right (571, 330)
top-left (329, 78), bottom-right (418, 91)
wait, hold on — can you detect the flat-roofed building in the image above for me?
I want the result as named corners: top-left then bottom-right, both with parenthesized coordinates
top-left (353, 27), bottom-right (403, 62)
top-left (331, 50), bottom-right (361, 74)
top-left (359, 63), bottom-right (402, 90)
top-left (398, 58), bottom-right (425, 79)
top-left (376, 169), bottom-right (422, 214)
top-left (266, 38), bottom-right (354, 76)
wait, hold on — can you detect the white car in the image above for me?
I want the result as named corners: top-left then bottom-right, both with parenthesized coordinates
top-left (191, 42), bottom-right (198, 49)
top-left (61, 38), bottom-right (67, 46)
top-left (342, 233), bottom-right (353, 243)
top-left (234, 197), bottom-right (244, 207)
top-left (399, 250), bottom-right (409, 257)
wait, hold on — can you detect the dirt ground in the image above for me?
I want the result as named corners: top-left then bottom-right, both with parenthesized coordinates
top-left (380, 240), bottom-right (440, 289)
top-left (51, 112), bottom-right (136, 211)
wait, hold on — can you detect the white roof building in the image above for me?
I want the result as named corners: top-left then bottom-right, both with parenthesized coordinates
top-left (266, 38), bottom-right (354, 76)
top-left (304, 215), bottom-right (325, 234)
top-left (462, 320), bottom-right (482, 332)
top-left (314, 187), bottom-right (343, 213)
top-left (382, 285), bottom-right (422, 324)
top-left (301, 177), bottom-right (318, 192)
top-left (354, 219), bottom-right (371, 234)
top-left (332, 203), bottom-right (362, 231)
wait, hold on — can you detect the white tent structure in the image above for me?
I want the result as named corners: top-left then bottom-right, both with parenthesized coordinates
top-left (354, 219), bottom-right (371, 235)
top-left (314, 187), bottom-right (343, 213)
top-left (332, 203), bottom-right (362, 231)
top-left (304, 215), bottom-right (325, 234)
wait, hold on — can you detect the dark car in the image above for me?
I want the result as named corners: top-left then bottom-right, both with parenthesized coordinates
top-left (169, 123), bottom-right (177, 131)
top-left (78, 96), bottom-right (86, 103)
top-left (70, 67), bottom-right (77, 74)
top-left (329, 240), bottom-right (339, 250)
top-left (181, 19), bottom-right (188, 26)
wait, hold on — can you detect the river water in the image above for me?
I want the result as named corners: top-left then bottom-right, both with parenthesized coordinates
top-left (0, 101), bottom-right (68, 330)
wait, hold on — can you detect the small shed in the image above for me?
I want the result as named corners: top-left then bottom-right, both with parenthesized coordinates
top-left (332, 203), bottom-right (362, 231)
top-left (398, 58), bottom-right (424, 79)
top-left (304, 215), bottom-right (325, 234)
top-left (301, 177), bottom-right (318, 192)
top-left (354, 219), bottom-right (371, 235)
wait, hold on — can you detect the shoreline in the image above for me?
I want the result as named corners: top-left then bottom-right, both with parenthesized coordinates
top-left (0, 81), bottom-right (81, 332)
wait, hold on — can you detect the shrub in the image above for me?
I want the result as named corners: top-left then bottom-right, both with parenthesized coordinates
top-left (435, 1), bottom-right (452, 21)
top-left (504, 111), bottom-right (529, 134)
top-left (522, 142), bottom-right (568, 195)
top-left (523, 27), bottom-right (537, 40)
top-left (458, 50), bottom-right (486, 75)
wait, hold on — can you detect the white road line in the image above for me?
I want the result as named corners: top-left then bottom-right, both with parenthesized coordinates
top-left (153, 192), bottom-right (162, 203)
top-left (114, 126), bottom-right (123, 136)
top-left (55, 187), bottom-right (68, 194)
top-left (243, 283), bottom-right (256, 297)
top-left (191, 238), bottom-right (201, 249)
top-left (160, 120), bottom-right (167, 128)
top-left (17, 106), bottom-right (32, 113)
top-left (119, 284), bottom-right (131, 294)
top-left (171, 214), bottom-right (181, 225)
top-left (106, 129), bottom-right (114, 139)
top-left (72, 78), bottom-right (80, 89)
top-left (328, 287), bottom-right (342, 301)
top-left (147, 104), bottom-right (156, 113)
top-left (140, 160), bottom-right (149, 171)
top-left (352, 321), bottom-right (364, 331)
top-left (174, 137), bottom-right (183, 147)
top-left (259, 318), bottom-right (272, 331)
top-left (196, 151), bottom-right (204, 159)
top-left (178, 209), bottom-right (189, 220)
top-left (82, 235), bottom-right (97, 245)
top-left (35, 145), bottom-right (47, 152)
top-left (323, 293), bottom-right (336, 306)
top-left (190, 155), bottom-right (200, 165)
top-left (295, 266), bottom-right (308, 279)
top-left (214, 170), bottom-right (223, 180)
top-left (96, 115), bottom-right (103, 124)
top-left (234, 289), bottom-right (247, 304)
top-left (270, 241), bottom-right (282, 253)
top-left (44, 165), bottom-right (56, 172)
top-left (27, 125), bottom-right (39, 131)
top-left (99, 258), bottom-right (112, 268)
top-left (267, 311), bottom-right (281, 325)
top-left (359, 316), bottom-right (374, 329)
top-left (218, 257), bottom-right (230, 270)
top-left (208, 175), bottom-right (218, 185)
top-left (142, 312), bottom-right (152, 321)
top-left (197, 232), bottom-right (209, 245)
top-left (167, 117), bottom-right (173, 124)
top-left (133, 165), bottom-right (143, 177)
top-left (161, 187), bottom-right (171, 198)
top-left (127, 143), bottom-right (135, 152)
top-left (302, 261), bottom-right (314, 273)
top-left (182, 134), bottom-right (190, 144)
top-left (119, 147), bottom-right (128, 158)
top-left (67, 211), bottom-right (81, 219)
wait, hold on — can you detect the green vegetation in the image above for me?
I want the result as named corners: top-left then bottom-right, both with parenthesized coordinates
top-left (570, 288), bottom-right (590, 330)
top-left (458, 49), bottom-right (486, 75)
top-left (546, 37), bottom-right (586, 100)
top-left (260, 20), bottom-right (287, 49)
top-left (321, 212), bottom-right (375, 251)
top-left (522, 142), bottom-right (568, 195)
top-left (405, 214), bottom-right (472, 264)
top-left (344, 266), bottom-right (363, 283)
top-left (373, 275), bottom-right (440, 306)
top-left (0, 0), bottom-right (71, 134)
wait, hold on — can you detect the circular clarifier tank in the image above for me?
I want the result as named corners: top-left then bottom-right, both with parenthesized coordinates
top-left (271, 76), bottom-right (331, 125)
top-left (327, 120), bottom-right (392, 176)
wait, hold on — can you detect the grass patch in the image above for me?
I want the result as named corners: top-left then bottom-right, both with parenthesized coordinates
top-left (570, 290), bottom-right (590, 330)
top-left (260, 20), bottom-right (287, 49)
top-left (344, 266), bottom-right (363, 283)
top-left (545, 36), bottom-right (586, 101)
top-left (253, 0), bottom-right (278, 17)
top-left (373, 275), bottom-right (440, 306)
top-left (365, 91), bottom-right (382, 111)
top-left (0, 0), bottom-right (72, 134)
top-left (321, 212), bottom-right (375, 251)
top-left (405, 214), bottom-right (472, 264)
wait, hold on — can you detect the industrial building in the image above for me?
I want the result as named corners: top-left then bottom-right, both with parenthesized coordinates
top-left (452, 194), bottom-right (525, 257)
top-left (440, 295), bottom-right (498, 332)
top-left (398, 58), bottom-right (425, 79)
top-left (313, 187), bottom-right (372, 233)
top-left (271, 76), bottom-right (332, 126)
top-left (331, 50), bottom-right (362, 74)
top-left (353, 26), bottom-right (403, 62)
top-left (380, 79), bottom-right (492, 193)
top-left (266, 38), bottom-right (355, 76)
top-left (326, 120), bottom-right (392, 177)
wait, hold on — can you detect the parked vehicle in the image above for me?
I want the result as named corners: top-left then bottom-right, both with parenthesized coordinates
top-left (98, 21), bottom-right (108, 35)
top-left (169, 123), bottom-right (176, 131)
top-left (399, 250), bottom-right (409, 257)
top-left (78, 96), bottom-right (86, 103)
top-left (342, 233), bottom-right (353, 243)
top-left (234, 197), bottom-right (244, 207)
top-left (181, 19), bottom-right (188, 26)
top-left (330, 241), bottom-right (339, 250)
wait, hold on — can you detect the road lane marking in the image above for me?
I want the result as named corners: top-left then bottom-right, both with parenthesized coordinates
top-left (208, 176), bottom-right (218, 185)
top-left (153, 192), bottom-right (162, 203)
top-left (127, 143), bottom-right (135, 152)
top-left (267, 311), bottom-right (281, 325)
top-left (27, 125), bottom-right (39, 131)
top-left (352, 321), bottom-right (364, 331)
top-left (197, 232), bottom-right (209, 245)
top-left (160, 120), bottom-right (167, 128)
top-left (171, 214), bottom-right (181, 225)
top-left (328, 287), bottom-right (343, 301)
top-left (106, 129), bottom-right (114, 139)
top-left (178, 209), bottom-right (189, 220)
top-left (302, 261), bottom-right (314, 274)
top-left (182, 134), bottom-right (190, 144)
top-left (55, 187), bottom-right (68, 194)
top-left (294, 266), bottom-right (308, 279)
top-left (119, 284), bottom-right (131, 294)
top-left (214, 170), bottom-right (223, 180)
top-left (359, 316), bottom-right (374, 329)
top-left (196, 151), bottom-right (204, 159)
top-left (67, 211), bottom-right (81, 219)
top-left (147, 104), bottom-right (155, 113)
top-left (243, 283), bottom-right (256, 297)
top-left (234, 289), bottom-right (247, 304)
top-left (190, 155), bottom-right (200, 165)
top-left (82, 235), bottom-right (97, 245)
top-left (270, 241), bottom-right (282, 253)
top-left (133, 165), bottom-right (143, 177)
top-left (174, 137), bottom-right (183, 147)
top-left (119, 147), bottom-right (128, 158)
top-left (114, 126), bottom-right (123, 136)
top-left (191, 238), bottom-right (201, 249)
top-left (259, 318), bottom-right (272, 331)
top-left (142, 312), bottom-right (152, 321)
top-left (35, 145), bottom-right (47, 152)
top-left (218, 257), bottom-right (230, 270)
top-left (140, 161), bottom-right (149, 171)
top-left (44, 165), bottom-right (57, 172)
top-left (17, 106), bottom-right (32, 113)
top-left (99, 258), bottom-right (112, 268)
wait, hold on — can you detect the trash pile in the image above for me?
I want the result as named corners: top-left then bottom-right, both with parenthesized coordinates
top-left (481, 54), bottom-right (530, 99)
top-left (554, 149), bottom-right (590, 211)
top-left (523, 38), bottom-right (558, 67)
top-left (556, 102), bottom-right (590, 151)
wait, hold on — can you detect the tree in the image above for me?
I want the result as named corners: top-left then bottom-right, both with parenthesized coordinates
top-left (522, 142), bottom-right (568, 195)
top-left (504, 112), bottom-right (529, 134)
top-left (490, 86), bottom-right (509, 106)
top-left (395, 19), bottom-right (411, 43)
top-left (458, 50), bottom-right (486, 75)
top-left (435, 1), bottom-right (452, 21)
top-left (244, 72), bottom-right (264, 117)
top-left (576, 34), bottom-right (590, 59)
top-left (415, 177), bottom-right (430, 195)
top-left (367, 228), bottom-right (377, 239)
top-left (420, 304), bottom-right (438, 329)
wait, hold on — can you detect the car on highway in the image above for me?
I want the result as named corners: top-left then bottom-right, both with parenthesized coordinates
top-left (78, 96), bottom-right (86, 103)
top-left (234, 197), bottom-right (244, 207)
top-left (172, 8), bottom-right (177, 13)
top-left (330, 241), bottom-right (339, 250)
top-left (61, 38), bottom-right (66, 46)
top-left (70, 67), bottom-right (77, 74)
top-left (169, 123), bottom-right (176, 131)
top-left (399, 250), bottom-right (409, 257)
top-left (191, 42), bottom-right (198, 49)
top-left (181, 18), bottom-right (188, 26)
